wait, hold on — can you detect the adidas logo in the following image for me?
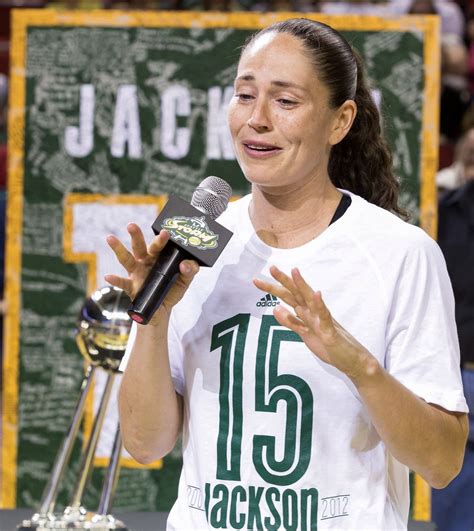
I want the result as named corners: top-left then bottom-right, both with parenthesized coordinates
top-left (256, 294), bottom-right (280, 307)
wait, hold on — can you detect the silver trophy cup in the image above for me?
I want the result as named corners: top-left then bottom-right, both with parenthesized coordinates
top-left (19, 286), bottom-right (133, 530)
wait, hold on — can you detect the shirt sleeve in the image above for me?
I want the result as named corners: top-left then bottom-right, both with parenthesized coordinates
top-left (168, 308), bottom-right (185, 396)
top-left (385, 231), bottom-right (469, 413)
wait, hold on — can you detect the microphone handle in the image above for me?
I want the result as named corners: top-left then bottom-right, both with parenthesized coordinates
top-left (128, 242), bottom-right (192, 325)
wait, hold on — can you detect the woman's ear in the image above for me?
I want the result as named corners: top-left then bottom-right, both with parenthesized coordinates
top-left (329, 100), bottom-right (357, 146)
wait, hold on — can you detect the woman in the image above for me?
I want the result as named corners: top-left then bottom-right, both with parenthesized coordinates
top-left (107, 19), bottom-right (468, 530)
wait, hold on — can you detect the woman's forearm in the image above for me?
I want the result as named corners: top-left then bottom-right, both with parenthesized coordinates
top-left (119, 313), bottom-right (183, 464)
top-left (351, 356), bottom-right (468, 489)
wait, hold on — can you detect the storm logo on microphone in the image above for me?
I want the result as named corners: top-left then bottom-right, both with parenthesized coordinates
top-left (162, 216), bottom-right (219, 250)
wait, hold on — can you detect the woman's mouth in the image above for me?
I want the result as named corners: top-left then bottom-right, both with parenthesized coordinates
top-left (242, 141), bottom-right (282, 158)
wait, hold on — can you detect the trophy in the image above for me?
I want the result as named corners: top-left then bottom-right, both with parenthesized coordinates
top-left (19, 286), bottom-right (133, 530)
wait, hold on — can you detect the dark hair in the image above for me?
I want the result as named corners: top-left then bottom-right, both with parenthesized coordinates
top-left (408, 0), bottom-right (437, 16)
top-left (243, 18), bottom-right (407, 219)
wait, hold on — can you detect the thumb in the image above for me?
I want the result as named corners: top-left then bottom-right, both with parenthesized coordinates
top-left (160, 260), bottom-right (200, 315)
top-left (179, 260), bottom-right (200, 287)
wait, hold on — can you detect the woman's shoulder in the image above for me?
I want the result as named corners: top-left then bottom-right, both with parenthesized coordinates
top-left (346, 192), bottom-right (439, 257)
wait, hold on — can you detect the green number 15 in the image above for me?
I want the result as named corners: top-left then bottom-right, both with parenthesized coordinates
top-left (211, 314), bottom-right (314, 487)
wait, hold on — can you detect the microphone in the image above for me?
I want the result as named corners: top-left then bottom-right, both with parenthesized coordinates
top-left (128, 176), bottom-right (233, 325)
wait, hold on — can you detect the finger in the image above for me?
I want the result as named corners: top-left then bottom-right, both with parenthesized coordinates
top-left (274, 305), bottom-right (309, 335)
top-left (179, 259), bottom-right (200, 279)
top-left (314, 291), bottom-right (333, 329)
top-left (295, 304), bottom-right (316, 329)
top-left (253, 277), bottom-right (299, 308)
top-left (104, 274), bottom-right (133, 294)
top-left (270, 266), bottom-right (307, 306)
top-left (173, 259), bottom-right (200, 290)
top-left (269, 265), bottom-right (305, 306)
top-left (106, 234), bottom-right (136, 274)
top-left (291, 268), bottom-right (318, 312)
top-left (127, 223), bottom-right (148, 260)
top-left (148, 230), bottom-right (171, 257)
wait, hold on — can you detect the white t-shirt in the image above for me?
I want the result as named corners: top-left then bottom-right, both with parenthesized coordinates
top-left (124, 191), bottom-right (468, 530)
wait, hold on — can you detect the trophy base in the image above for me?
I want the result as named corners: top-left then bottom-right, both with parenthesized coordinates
top-left (17, 513), bottom-right (127, 530)
top-left (17, 512), bottom-right (55, 530)
top-left (17, 525), bottom-right (128, 531)
top-left (90, 514), bottom-right (128, 530)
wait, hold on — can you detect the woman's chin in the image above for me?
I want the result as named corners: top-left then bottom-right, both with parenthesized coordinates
top-left (241, 170), bottom-right (281, 188)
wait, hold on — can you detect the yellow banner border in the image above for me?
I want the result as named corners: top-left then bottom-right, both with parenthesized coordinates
top-left (2, 7), bottom-right (28, 509)
top-left (2, 9), bottom-right (439, 516)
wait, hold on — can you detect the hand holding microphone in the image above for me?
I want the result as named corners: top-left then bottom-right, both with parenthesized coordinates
top-left (105, 225), bottom-right (196, 325)
top-left (105, 177), bottom-right (233, 325)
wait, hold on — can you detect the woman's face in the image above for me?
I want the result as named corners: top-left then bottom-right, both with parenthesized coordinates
top-left (227, 31), bottom-right (354, 192)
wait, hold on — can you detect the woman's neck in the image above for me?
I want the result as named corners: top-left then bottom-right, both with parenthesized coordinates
top-left (249, 179), bottom-right (343, 249)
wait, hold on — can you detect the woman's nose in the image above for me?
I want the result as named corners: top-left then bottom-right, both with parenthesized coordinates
top-left (247, 101), bottom-right (272, 132)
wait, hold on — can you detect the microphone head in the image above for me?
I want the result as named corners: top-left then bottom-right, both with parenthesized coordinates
top-left (191, 176), bottom-right (232, 220)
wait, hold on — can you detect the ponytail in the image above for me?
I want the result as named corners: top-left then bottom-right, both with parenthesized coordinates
top-left (329, 53), bottom-right (409, 219)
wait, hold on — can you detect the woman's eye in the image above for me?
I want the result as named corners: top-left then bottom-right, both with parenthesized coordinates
top-left (236, 93), bottom-right (254, 102)
top-left (278, 98), bottom-right (297, 106)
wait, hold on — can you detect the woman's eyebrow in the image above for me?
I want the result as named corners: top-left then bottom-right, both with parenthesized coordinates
top-left (235, 74), bottom-right (306, 91)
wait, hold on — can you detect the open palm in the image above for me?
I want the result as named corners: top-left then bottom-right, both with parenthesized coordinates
top-left (254, 266), bottom-right (370, 380)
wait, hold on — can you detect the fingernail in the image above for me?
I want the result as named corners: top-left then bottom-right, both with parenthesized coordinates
top-left (182, 263), bottom-right (191, 274)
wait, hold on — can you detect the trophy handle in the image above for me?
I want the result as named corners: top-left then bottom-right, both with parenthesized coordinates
top-left (97, 423), bottom-right (123, 515)
top-left (38, 364), bottom-right (96, 516)
top-left (69, 370), bottom-right (116, 510)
